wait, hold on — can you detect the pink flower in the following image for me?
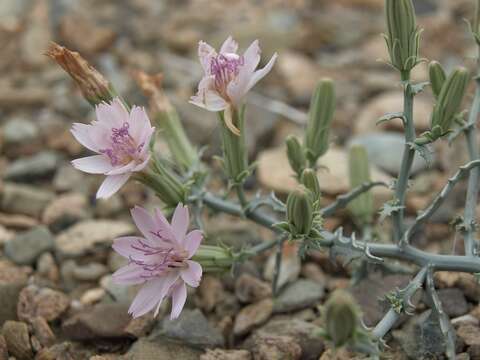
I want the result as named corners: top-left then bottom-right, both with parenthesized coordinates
top-left (190, 36), bottom-right (277, 134)
top-left (112, 204), bottom-right (203, 319)
top-left (70, 98), bottom-right (154, 199)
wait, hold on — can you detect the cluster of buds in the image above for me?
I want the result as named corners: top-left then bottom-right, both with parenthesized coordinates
top-left (417, 64), bottom-right (470, 144)
top-left (383, 0), bottom-right (422, 79)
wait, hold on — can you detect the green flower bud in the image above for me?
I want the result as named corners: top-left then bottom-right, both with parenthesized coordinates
top-left (324, 290), bottom-right (360, 348)
top-left (191, 245), bottom-right (234, 272)
top-left (286, 135), bottom-right (306, 177)
top-left (384, 0), bottom-right (421, 79)
top-left (428, 61), bottom-right (446, 99)
top-left (300, 168), bottom-right (321, 202)
top-left (220, 107), bottom-right (249, 184)
top-left (286, 187), bottom-right (314, 236)
top-left (430, 67), bottom-right (469, 136)
top-left (474, 0), bottom-right (480, 43)
top-left (348, 145), bottom-right (373, 226)
top-left (137, 163), bottom-right (187, 210)
top-left (304, 79), bottom-right (336, 166)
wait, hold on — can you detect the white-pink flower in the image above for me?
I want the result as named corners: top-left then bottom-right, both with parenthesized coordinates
top-left (190, 36), bottom-right (277, 134)
top-left (112, 204), bottom-right (203, 319)
top-left (70, 98), bottom-right (154, 199)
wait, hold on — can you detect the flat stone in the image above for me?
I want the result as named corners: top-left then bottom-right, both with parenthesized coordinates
top-left (72, 262), bottom-right (108, 282)
top-left (432, 288), bottom-right (468, 318)
top-left (235, 273), bottom-right (272, 304)
top-left (0, 283), bottom-right (25, 327)
top-left (250, 334), bottom-right (302, 360)
top-left (62, 303), bottom-right (131, 340)
top-left (154, 309), bottom-right (224, 349)
top-left (4, 226), bottom-right (54, 265)
top-left (201, 349), bottom-right (252, 360)
top-left (124, 338), bottom-right (202, 360)
top-left (1, 183), bottom-right (54, 218)
top-left (42, 192), bottom-right (89, 231)
top-left (55, 220), bottom-right (134, 258)
top-left (17, 285), bottom-right (69, 323)
top-left (233, 299), bottom-right (274, 336)
top-left (1, 321), bottom-right (33, 360)
top-left (273, 279), bottom-right (324, 313)
top-left (5, 151), bottom-right (60, 182)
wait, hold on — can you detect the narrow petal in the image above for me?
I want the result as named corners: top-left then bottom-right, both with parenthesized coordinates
top-left (220, 36), bottom-right (238, 54)
top-left (128, 277), bottom-right (171, 318)
top-left (128, 105), bottom-right (151, 141)
top-left (180, 260), bottom-right (202, 287)
top-left (171, 204), bottom-right (189, 245)
top-left (132, 155), bottom-right (151, 172)
top-left (190, 76), bottom-right (229, 112)
top-left (245, 52), bottom-right (278, 93)
top-left (130, 206), bottom-right (157, 242)
top-left (184, 230), bottom-right (203, 258)
top-left (170, 281), bottom-right (187, 319)
top-left (223, 106), bottom-right (240, 135)
top-left (71, 123), bottom-right (98, 152)
top-left (198, 41), bottom-right (216, 74)
top-left (112, 236), bottom-right (153, 260)
top-left (112, 263), bottom-right (146, 285)
top-left (154, 207), bottom-right (176, 241)
top-left (106, 162), bottom-right (136, 176)
top-left (241, 40), bottom-right (261, 75)
top-left (96, 173), bottom-right (130, 199)
top-left (71, 155), bottom-right (113, 174)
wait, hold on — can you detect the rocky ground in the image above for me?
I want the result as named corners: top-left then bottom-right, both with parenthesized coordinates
top-left (2, 0), bottom-right (480, 359)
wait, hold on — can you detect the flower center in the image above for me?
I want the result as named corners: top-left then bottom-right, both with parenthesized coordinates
top-left (210, 53), bottom-right (244, 98)
top-left (100, 122), bottom-right (144, 166)
top-left (128, 238), bottom-right (188, 280)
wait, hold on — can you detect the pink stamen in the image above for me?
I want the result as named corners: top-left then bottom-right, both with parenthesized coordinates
top-left (100, 122), bottom-right (144, 166)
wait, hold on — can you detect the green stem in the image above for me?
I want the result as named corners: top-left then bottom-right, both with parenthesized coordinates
top-left (393, 80), bottom-right (416, 246)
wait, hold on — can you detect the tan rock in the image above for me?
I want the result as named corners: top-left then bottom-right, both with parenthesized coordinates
top-left (234, 299), bottom-right (274, 336)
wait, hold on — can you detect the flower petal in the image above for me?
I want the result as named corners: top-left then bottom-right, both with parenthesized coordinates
top-left (128, 105), bottom-right (151, 141)
top-left (190, 90), bottom-right (229, 112)
top-left (220, 36), bottom-right (238, 54)
top-left (246, 52), bottom-right (278, 93)
top-left (71, 123), bottom-right (98, 152)
top-left (132, 154), bottom-right (151, 172)
top-left (184, 230), bottom-right (203, 258)
top-left (96, 173), bottom-right (130, 199)
top-left (112, 236), bottom-right (153, 261)
top-left (154, 207), bottom-right (176, 241)
top-left (71, 155), bottom-right (113, 174)
top-left (130, 206), bottom-right (157, 242)
top-left (170, 281), bottom-right (187, 319)
top-left (112, 263), bottom-right (146, 285)
top-left (128, 274), bottom-right (177, 318)
top-left (180, 260), bottom-right (202, 287)
top-left (198, 41), bottom-right (216, 74)
top-left (242, 40), bottom-right (261, 75)
top-left (171, 204), bottom-right (189, 245)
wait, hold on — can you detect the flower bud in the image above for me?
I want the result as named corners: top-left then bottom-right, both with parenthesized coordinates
top-left (137, 163), bottom-right (187, 210)
top-left (286, 135), bottom-right (306, 177)
top-left (430, 67), bottom-right (469, 136)
top-left (220, 107), bottom-right (249, 183)
top-left (324, 290), bottom-right (360, 348)
top-left (191, 245), bottom-right (234, 272)
top-left (384, 0), bottom-right (421, 78)
top-left (134, 71), bottom-right (198, 171)
top-left (45, 42), bottom-right (118, 106)
top-left (473, 0), bottom-right (480, 43)
top-left (300, 168), bottom-right (321, 201)
top-left (286, 187), bottom-right (314, 236)
top-left (348, 145), bottom-right (373, 226)
top-left (428, 61), bottom-right (446, 99)
top-left (304, 79), bottom-right (336, 166)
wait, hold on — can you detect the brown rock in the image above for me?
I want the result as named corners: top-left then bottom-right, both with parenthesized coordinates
top-left (457, 323), bottom-right (480, 347)
top-left (234, 299), bottom-right (274, 336)
top-left (0, 335), bottom-right (7, 360)
top-left (31, 316), bottom-right (55, 348)
top-left (35, 342), bottom-right (75, 360)
top-left (198, 276), bottom-right (226, 312)
top-left (1, 321), bottom-right (33, 360)
top-left (201, 349), bottom-right (252, 360)
top-left (235, 274), bottom-right (272, 304)
top-left (17, 285), bottom-right (70, 323)
top-left (300, 263), bottom-right (327, 284)
top-left (251, 334), bottom-right (302, 360)
top-left (42, 193), bottom-right (89, 228)
top-left (124, 316), bottom-right (156, 338)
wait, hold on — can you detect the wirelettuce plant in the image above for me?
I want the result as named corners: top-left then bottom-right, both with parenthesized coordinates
top-left (46, 0), bottom-right (480, 357)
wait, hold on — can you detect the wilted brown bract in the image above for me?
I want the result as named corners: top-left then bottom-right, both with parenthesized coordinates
top-left (132, 70), bottom-right (173, 114)
top-left (45, 42), bottom-right (111, 104)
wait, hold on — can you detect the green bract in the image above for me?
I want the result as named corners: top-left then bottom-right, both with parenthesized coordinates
top-left (428, 61), bottom-right (446, 99)
top-left (286, 187), bottom-right (314, 236)
top-left (286, 135), bottom-right (306, 177)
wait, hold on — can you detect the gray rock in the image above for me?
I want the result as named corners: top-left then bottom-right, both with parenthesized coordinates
top-left (1, 183), bottom-right (54, 218)
top-left (124, 338), bottom-right (202, 360)
top-left (349, 133), bottom-right (432, 176)
top-left (62, 303), bottom-right (131, 340)
top-left (4, 151), bottom-right (60, 182)
top-left (393, 310), bottom-right (451, 358)
top-left (2, 117), bottom-right (38, 148)
top-left (273, 279), bottom-right (324, 313)
top-left (42, 193), bottom-right (89, 232)
top-left (153, 309), bottom-right (224, 349)
top-left (72, 262), bottom-right (108, 282)
top-left (55, 220), bottom-right (134, 258)
top-left (100, 275), bottom-right (139, 304)
top-left (5, 226), bottom-right (54, 265)
top-left (53, 164), bottom-right (89, 193)
top-left (245, 318), bottom-right (324, 360)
